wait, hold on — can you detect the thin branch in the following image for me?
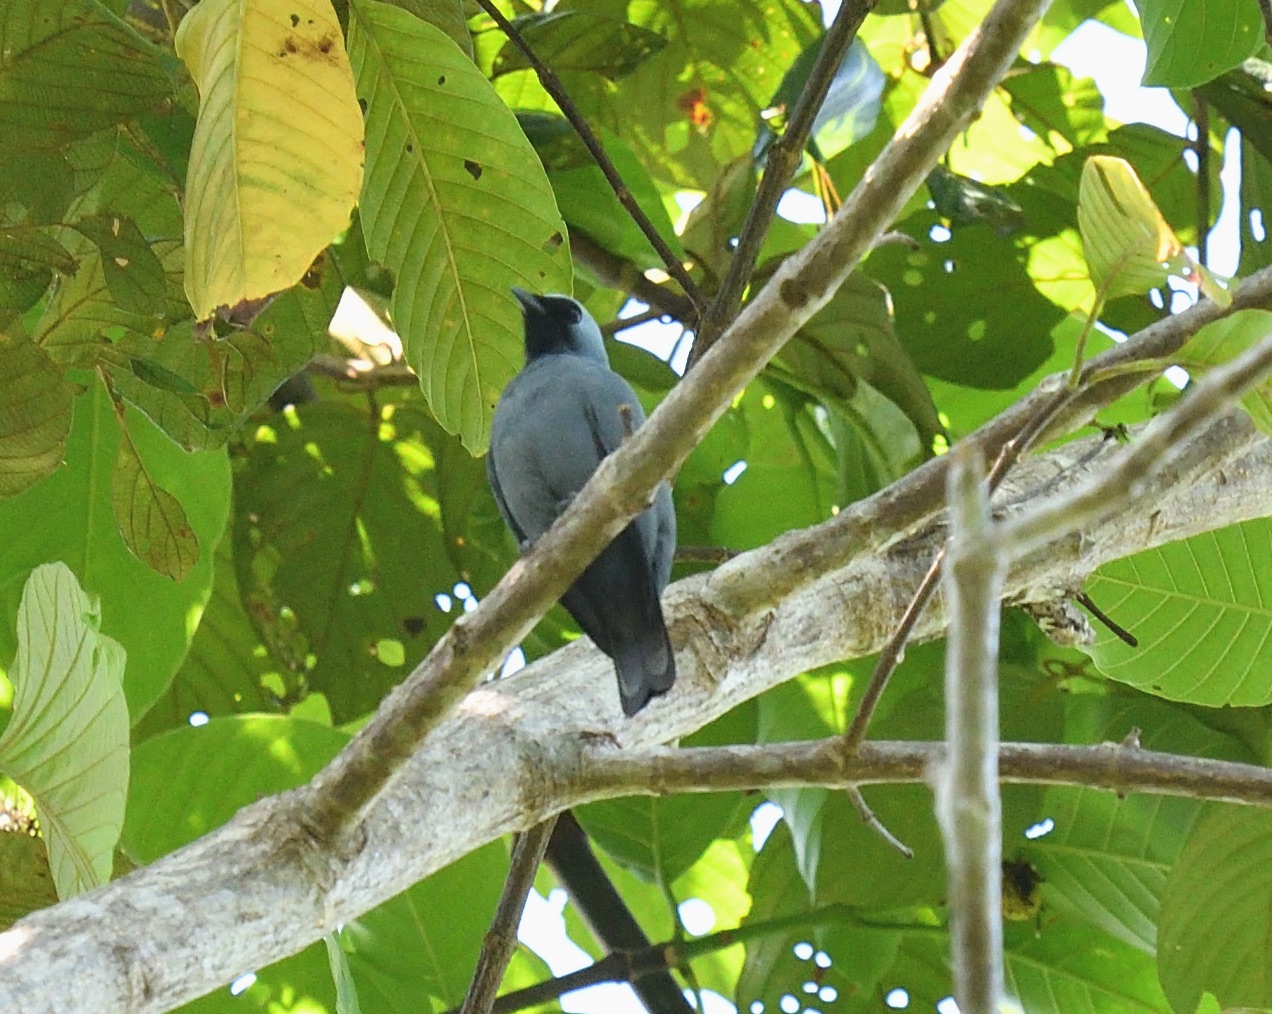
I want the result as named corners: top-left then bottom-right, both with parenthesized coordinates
top-left (570, 230), bottom-right (696, 324)
top-left (472, 0), bottom-right (704, 315)
top-left (936, 445), bottom-right (1005, 1014)
top-left (305, 353), bottom-right (417, 387)
top-left (299, 0), bottom-right (1057, 846)
top-left (602, 307), bottom-right (667, 337)
top-left (1193, 92), bottom-right (1211, 268)
top-left (584, 739), bottom-right (1272, 808)
top-left (1001, 333), bottom-right (1272, 556)
top-left (1074, 591), bottom-right (1138, 648)
top-left (849, 785), bottom-right (913, 857)
top-left (841, 380), bottom-right (1074, 751)
top-left (459, 818), bottom-right (557, 1014)
top-left (455, 903), bottom-right (934, 1014)
top-left (688, 0), bottom-right (875, 367)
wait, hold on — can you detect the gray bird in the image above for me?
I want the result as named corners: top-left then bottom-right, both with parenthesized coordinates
top-left (487, 289), bottom-right (677, 716)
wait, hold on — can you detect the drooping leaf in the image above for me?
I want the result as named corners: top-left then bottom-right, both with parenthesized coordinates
top-left (1077, 155), bottom-right (1209, 302)
top-left (175, 0), bottom-right (364, 318)
top-left (1083, 518), bottom-right (1272, 707)
top-left (348, 0), bottom-right (572, 452)
top-left (0, 563), bottom-right (128, 898)
top-left (1139, 0), bottom-right (1263, 88)
top-left (0, 334), bottom-right (76, 499)
top-left (0, 380), bottom-right (230, 720)
top-left (112, 429), bottom-right (200, 582)
top-left (0, 0), bottom-right (173, 152)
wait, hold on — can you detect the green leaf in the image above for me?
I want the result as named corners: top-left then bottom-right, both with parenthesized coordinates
top-left (123, 714), bottom-right (348, 861)
top-left (0, 333), bottom-right (75, 499)
top-left (1078, 155), bottom-right (1194, 301)
top-left (999, 62), bottom-right (1108, 150)
top-left (0, 563), bottom-right (128, 898)
top-left (0, 0), bottom-right (173, 152)
top-left (348, 0), bottom-right (572, 453)
top-left (0, 380), bottom-right (230, 720)
top-left (1028, 692), bottom-right (1252, 954)
top-left (1159, 806), bottom-right (1272, 1013)
top-left (342, 843), bottom-right (508, 1010)
top-left (1083, 519), bottom-right (1272, 707)
top-left (112, 427), bottom-right (200, 581)
top-left (492, 10), bottom-right (667, 80)
top-left (175, 0), bottom-right (365, 318)
top-left (74, 214), bottom-right (167, 317)
top-left (1139, 0), bottom-right (1263, 88)
top-left (1178, 309), bottom-right (1272, 435)
top-left (131, 533), bottom-right (273, 740)
top-left (233, 400), bottom-right (483, 722)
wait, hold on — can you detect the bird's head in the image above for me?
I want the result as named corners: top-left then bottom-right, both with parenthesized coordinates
top-left (512, 288), bottom-right (608, 365)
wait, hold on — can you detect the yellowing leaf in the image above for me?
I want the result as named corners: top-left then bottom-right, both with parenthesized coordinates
top-left (0, 563), bottom-right (129, 899)
top-left (1078, 155), bottom-right (1189, 301)
top-left (113, 430), bottom-right (200, 581)
top-left (176, 0), bottom-right (364, 319)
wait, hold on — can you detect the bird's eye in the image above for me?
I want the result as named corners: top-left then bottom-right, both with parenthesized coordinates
top-left (564, 302), bottom-right (583, 325)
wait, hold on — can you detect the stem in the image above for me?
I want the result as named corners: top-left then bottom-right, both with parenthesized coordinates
top-left (472, 0), bottom-right (704, 315)
top-left (460, 819), bottom-right (558, 1014)
top-left (688, 0), bottom-right (876, 367)
top-left (1193, 92), bottom-right (1211, 268)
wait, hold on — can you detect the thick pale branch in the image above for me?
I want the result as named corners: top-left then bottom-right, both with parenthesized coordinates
top-left (300, 0), bottom-right (1056, 843)
top-left (5, 411), bottom-right (1271, 1014)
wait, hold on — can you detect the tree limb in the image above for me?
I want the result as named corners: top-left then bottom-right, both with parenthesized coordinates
top-left (5, 408), bottom-right (1271, 1013)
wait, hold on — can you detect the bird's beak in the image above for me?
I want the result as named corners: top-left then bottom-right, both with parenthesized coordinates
top-left (511, 287), bottom-right (540, 313)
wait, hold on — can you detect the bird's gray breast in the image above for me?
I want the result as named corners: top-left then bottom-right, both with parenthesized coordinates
top-left (489, 355), bottom-right (647, 543)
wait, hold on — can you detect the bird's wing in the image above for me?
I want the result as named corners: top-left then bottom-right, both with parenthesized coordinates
top-left (485, 450), bottom-right (528, 547)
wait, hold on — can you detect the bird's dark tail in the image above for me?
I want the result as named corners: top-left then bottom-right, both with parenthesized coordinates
top-left (615, 617), bottom-right (676, 717)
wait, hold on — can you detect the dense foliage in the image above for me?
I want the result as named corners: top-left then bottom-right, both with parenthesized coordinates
top-left (2, 0), bottom-right (1272, 1012)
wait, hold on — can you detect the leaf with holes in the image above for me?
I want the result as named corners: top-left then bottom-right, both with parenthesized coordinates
top-left (348, 0), bottom-right (571, 452)
top-left (74, 214), bottom-right (167, 318)
top-left (1082, 518), bottom-right (1272, 706)
top-left (0, 563), bottom-right (128, 899)
top-left (0, 0), bottom-right (173, 152)
top-left (0, 334), bottom-right (75, 498)
top-left (112, 429), bottom-right (199, 582)
top-left (1178, 309), bottom-right (1272, 436)
top-left (175, 0), bottom-right (364, 318)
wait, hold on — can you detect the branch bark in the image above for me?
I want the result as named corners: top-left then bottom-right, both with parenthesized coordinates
top-left (4, 407), bottom-right (1271, 1013)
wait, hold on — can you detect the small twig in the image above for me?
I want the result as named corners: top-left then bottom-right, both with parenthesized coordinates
top-left (688, 0), bottom-right (875, 368)
top-left (1075, 591), bottom-right (1138, 648)
top-left (446, 902), bottom-right (934, 1014)
top-left (305, 353), bottom-right (417, 386)
top-left (1193, 92), bottom-right (1211, 268)
top-left (842, 380), bottom-right (1076, 752)
top-left (935, 444), bottom-right (1006, 1014)
top-left (1003, 334), bottom-right (1272, 556)
top-left (918, 3), bottom-right (944, 70)
top-left (848, 785), bottom-right (913, 857)
top-left (473, 0), bottom-right (704, 316)
top-left (459, 817), bottom-right (558, 1014)
top-left (602, 307), bottom-right (668, 337)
